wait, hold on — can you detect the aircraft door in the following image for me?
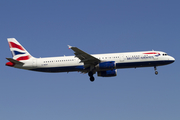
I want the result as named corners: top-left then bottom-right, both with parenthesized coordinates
top-left (32, 59), bottom-right (37, 67)
top-left (120, 55), bottom-right (125, 62)
top-left (154, 55), bottom-right (158, 60)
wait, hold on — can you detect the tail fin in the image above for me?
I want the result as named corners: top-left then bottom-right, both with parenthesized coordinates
top-left (7, 38), bottom-right (34, 61)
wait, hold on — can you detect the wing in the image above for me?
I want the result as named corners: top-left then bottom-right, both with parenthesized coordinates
top-left (68, 45), bottom-right (100, 68)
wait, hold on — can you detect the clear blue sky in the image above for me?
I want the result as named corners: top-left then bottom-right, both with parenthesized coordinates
top-left (1, 0), bottom-right (180, 120)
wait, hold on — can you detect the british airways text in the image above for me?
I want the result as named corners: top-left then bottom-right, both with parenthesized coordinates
top-left (126, 55), bottom-right (155, 60)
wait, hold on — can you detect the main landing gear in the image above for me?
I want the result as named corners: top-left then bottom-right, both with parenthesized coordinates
top-left (88, 71), bottom-right (95, 82)
top-left (154, 66), bottom-right (158, 75)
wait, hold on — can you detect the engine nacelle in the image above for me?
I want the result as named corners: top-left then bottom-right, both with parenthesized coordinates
top-left (96, 61), bottom-right (116, 70)
top-left (97, 69), bottom-right (117, 77)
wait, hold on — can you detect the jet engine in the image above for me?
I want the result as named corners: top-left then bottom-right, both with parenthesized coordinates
top-left (97, 69), bottom-right (117, 77)
top-left (96, 61), bottom-right (116, 70)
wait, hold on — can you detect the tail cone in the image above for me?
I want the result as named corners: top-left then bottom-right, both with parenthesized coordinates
top-left (6, 62), bottom-right (15, 67)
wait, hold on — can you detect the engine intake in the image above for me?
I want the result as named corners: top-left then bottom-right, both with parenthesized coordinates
top-left (97, 69), bottom-right (117, 77)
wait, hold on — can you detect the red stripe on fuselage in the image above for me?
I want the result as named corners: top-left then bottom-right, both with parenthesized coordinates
top-left (16, 55), bottom-right (30, 61)
top-left (143, 52), bottom-right (159, 54)
top-left (9, 42), bottom-right (25, 51)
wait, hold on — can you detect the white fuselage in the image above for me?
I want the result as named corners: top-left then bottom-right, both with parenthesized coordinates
top-left (17, 51), bottom-right (175, 73)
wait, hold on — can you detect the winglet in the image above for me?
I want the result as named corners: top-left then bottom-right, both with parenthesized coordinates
top-left (68, 45), bottom-right (72, 49)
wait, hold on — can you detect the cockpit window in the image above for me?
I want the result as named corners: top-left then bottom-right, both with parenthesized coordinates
top-left (162, 53), bottom-right (168, 56)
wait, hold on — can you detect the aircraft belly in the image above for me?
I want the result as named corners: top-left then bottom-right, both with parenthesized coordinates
top-left (116, 60), bottom-right (174, 69)
top-left (29, 65), bottom-right (85, 73)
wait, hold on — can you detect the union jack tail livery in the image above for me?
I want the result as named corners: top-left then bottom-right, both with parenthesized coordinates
top-left (7, 38), bottom-right (34, 61)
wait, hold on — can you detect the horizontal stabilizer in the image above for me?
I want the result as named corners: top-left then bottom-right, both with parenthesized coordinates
top-left (6, 58), bottom-right (24, 65)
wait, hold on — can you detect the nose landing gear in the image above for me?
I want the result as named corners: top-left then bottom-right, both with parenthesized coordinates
top-left (154, 66), bottom-right (158, 75)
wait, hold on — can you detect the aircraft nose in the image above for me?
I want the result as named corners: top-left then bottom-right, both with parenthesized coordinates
top-left (169, 56), bottom-right (175, 62)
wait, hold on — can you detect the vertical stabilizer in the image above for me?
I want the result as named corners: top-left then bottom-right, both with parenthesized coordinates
top-left (7, 38), bottom-right (34, 61)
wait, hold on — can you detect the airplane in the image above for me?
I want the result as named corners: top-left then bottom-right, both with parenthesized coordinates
top-left (6, 38), bottom-right (175, 82)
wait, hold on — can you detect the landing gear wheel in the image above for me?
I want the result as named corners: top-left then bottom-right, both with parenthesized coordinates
top-left (154, 66), bottom-right (158, 75)
top-left (88, 71), bottom-right (95, 82)
top-left (90, 77), bottom-right (95, 82)
top-left (155, 71), bottom-right (158, 75)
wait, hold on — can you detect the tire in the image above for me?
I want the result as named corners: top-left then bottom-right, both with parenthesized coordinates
top-left (90, 77), bottom-right (95, 82)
